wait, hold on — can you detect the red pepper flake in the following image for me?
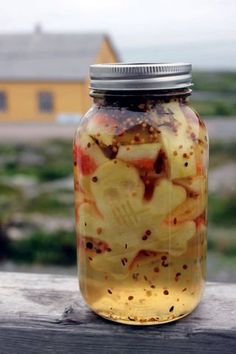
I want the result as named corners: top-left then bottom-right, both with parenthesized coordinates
top-left (88, 257), bottom-right (93, 261)
top-left (128, 296), bottom-right (134, 301)
top-left (175, 272), bottom-right (181, 281)
top-left (182, 288), bottom-right (187, 292)
top-left (107, 248), bottom-right (112, 252)
top-left (169, 306), bottom-right (174, 312)
top-left (132, 273), bottom-right (139, 280)
top-left (183, 153), bottom-right (188, 158)
top-left (92, 176), bottom-right (98, 183)
top-left (86, 242), bottom-right (93, 249)
top-left (142, 235), bottom-right (148, 241)
top-left (184, 162), bottom-right (188, 167)
top-left (107, 289), bottom-right (112, 294)
top-left (125, 243), bottom-right (128, 249)
top-left (154, 267), bottom-right (159, 273)
top-left (150, 285), bottom-right (156, 289)
top-left (144, 275), bottom-right (148, 281)
top-left (87, 142), bottom-right (91, 148)
top-left (121, 257), bottom-right (128, 266)
top-left (96, 227), bottom-right (102, 235)
top-left (163, 290), bottom-right (169, 295)
top-left (161, 255), bottom-right (167, 261)
top-left (183, 264), bottom-right (188, 270)
top-left (96, 249), bottom-right (102, 254)
top-left (162, 261), bottom-right (169, 268)
top-left (146, 230), bottom-right (151, 236)
top-left (173, 218), bottom-right (177, 225)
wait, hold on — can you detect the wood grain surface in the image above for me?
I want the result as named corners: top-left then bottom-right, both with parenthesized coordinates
top-left (0, 272), bottom-right (235, 354)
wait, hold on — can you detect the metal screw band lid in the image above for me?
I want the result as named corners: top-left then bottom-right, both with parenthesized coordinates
top-left (90, 63), bottom-right (192, 91)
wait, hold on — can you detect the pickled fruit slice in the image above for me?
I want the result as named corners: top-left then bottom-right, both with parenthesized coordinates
top-left (148, 179), bottom-right (186, 216)
top-left (130, 221), bottom-right (196, 259)
top-left (86, 112), bottom-right (117, 146)
top-left (90, 245), bottom-right (138, 279)
top-left (174, 176), bottom-right (206, 195)
top-left (155, 221), bottom-right (196, 256)
top-left (77, 203), bottom-right (107, 241)
top-left (90, 159), bottom-right (145, 219)
top-left (165, 193), bottom-right (206, 224)
top-left (117, 143), bottom-right (161, 169)
top-left (158, 102), bottom-right (197, 179)
top-left (75, 133), bottom-right (108, 194)
top-left (76, 133), bottom-right (109, 169)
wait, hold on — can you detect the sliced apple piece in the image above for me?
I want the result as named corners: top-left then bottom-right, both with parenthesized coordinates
top-left (165, 193), bottom-right (206, 225)
top-left (86, 112), bottom-right (117, 146)
top-left (90, 245), bottom-right (138, 279)
top-left (77, 202), bottom-right (107, 241)
top-left (117, 143), bottom-right (161, 169)
top-left (148, 179), bottom-right (186, 216)
top-left (74, 133), bottom-right (109, 194)
top-left (158, 102), bottom-right (197, 179)
top-left (174, 175), bottom-right (206, 195)
top-left (146, 221), bottom-right (196, 256)
top-left (90, 159), bottom-right (145, 218)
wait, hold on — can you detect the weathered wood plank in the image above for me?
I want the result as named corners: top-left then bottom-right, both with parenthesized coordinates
top-left (0, 272), bottom-right (235, 354)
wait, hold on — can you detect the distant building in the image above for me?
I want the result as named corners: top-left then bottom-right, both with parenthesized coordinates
top-left (0, 27), bottom-right (119, 122)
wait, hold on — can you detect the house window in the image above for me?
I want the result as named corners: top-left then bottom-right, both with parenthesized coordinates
top-left (38, 91), bottom-right (54, 113)
top-left (0, 91), bottom-right (7, 111)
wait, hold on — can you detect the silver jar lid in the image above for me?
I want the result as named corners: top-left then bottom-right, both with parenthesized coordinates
top-left (90, 63), bottom-right (192, 91)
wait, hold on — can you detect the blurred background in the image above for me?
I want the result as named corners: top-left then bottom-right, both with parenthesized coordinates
top-left (0, 0), bottom-right (235, 282)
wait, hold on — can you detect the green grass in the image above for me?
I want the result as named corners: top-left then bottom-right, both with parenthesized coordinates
top-left (209, 193), bottom-right (236, 227)
top-left (209, 140), bottom-right (236, 168)
top-left (193, 71), bottom-right (236, 94)
top-left (8, 230), bottom-right (76, 265)
top-left (208, 227), bottom-right (236, 258)
top-left (0, 140), bottom-right (73, 181)
top-left (192, 100), bottom-right (236, 117)
top-left (25, 193), bottom-right (74, 216)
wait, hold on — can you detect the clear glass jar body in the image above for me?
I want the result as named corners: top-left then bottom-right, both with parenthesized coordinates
top-left (73, 89), bottom-right (208, 325)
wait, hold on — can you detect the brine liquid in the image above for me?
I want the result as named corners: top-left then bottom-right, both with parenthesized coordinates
top-left (78, 234), bottom-right (206, 324)
top-left (74, 98), bottom-right (208, 325)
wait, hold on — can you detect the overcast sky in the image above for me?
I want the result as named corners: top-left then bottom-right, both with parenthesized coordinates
top-left (1, 0), bottom-right (235, 48)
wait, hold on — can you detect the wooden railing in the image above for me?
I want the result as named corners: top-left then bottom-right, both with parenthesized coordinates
top-left (0, 272), bottom-right (235, 354)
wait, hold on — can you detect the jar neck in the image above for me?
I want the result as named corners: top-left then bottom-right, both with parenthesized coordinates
top-left (90, 88), bottom-right (191, 109)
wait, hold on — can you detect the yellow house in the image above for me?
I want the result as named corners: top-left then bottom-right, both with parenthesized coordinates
top-left (0, 29), bottom-right (119, 122)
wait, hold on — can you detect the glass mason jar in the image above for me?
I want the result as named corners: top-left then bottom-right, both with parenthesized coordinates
top-left (73, 63), bottom-right (208, 325)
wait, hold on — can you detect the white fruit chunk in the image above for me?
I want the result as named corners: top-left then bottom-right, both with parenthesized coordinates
top-left (165, 193), bottom-right (206, 224)
top-left (148, 179), bottom-right (186, 216)
top-left (117, 143), bottom-right (161, 169)
top-left (158, 102), bottom-right (197, 179)
top-left (76, 133), bottom-right (108, 194)
top-left (86, 113), bottom-right (117, 146)
top-left (174, 175), bottom-right (206, 195)
top-left (90, 159), bottom-right (145, 221)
